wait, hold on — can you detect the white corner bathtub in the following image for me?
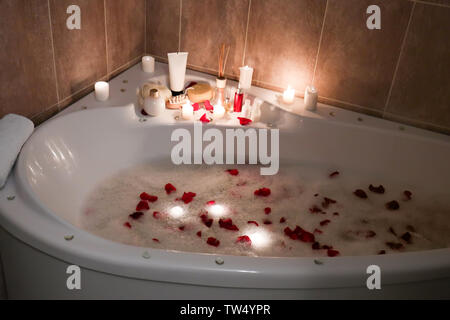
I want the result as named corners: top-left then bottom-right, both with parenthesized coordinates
top-left (1, 62), bottom-right (450, 299)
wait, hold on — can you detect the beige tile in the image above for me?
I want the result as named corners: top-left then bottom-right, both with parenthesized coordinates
top-left (0, 0), bottom-right (58, 118)
top-left (50, 0), bottom-right (107, 101)
top-left (180, 0), bottom-right (249, 77)
top-left (246, 0), bottom-right (327, 94)
top-left (146, 0), bottom-right (180, 58)
top-left (386, 3), bottom-right (450, 128)
top-left (314, 0), bottom-right (413, 111)
top-left (105, 0), bottom-right (145, 72)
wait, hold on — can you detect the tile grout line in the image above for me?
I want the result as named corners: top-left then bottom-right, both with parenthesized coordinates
top-left (311, 0), bottom-right (329, 86)
top-left (410, 0), bottom-right (450, 8)
top-left (383, 1), bottom-right (416, 116)
top-left (384, 111), bottom-right (450, 131)
top-left (46, 0), bottom-right (60, 104)
top-left (103, 0), bottom-right (109, 74)
top-left (144, 0), bottom-right (147, 54)
top-left (178, 0), bottom-right (182, 52)
top-left (241, 0), bottom-right (252, 66)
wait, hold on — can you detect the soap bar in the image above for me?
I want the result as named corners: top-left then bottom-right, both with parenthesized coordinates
top-left (187, 83), bottom-right (213, 103)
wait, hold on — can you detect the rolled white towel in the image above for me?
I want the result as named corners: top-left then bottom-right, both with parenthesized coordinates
top-left (0, 114), bottom-right (34, 189)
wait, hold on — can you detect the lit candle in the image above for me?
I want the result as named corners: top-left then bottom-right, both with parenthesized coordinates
top-left (282, 85), bottom-right (295, 104)
top-left (142, 55), bottom-right (155, 73)
top-left (94, 81), bottom-right (109, 101)
top-left (304, 85), bottom-right (318, 111)
top-left (213, 105), bottom-right (225, 119)
top-left (181, 103), bottom-right (194, 120)
top-left (239, 66), bottom-right (254, 90)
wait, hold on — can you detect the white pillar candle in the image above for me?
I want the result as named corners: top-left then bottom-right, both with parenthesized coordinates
top-left (94, 81), bottom-right (109, 101)
top-left (142, 56), bottom-right (155, 73)
top-left (282, 85), bottom-right (295, 104)
top-left (239, 66), bottom-right (254, 90)
top-left (304, 85), bottom-right (318, 111)
top-left (181, 103), bottom-right (194, 120)
top-left (213, 105), bottom-right (225, 119)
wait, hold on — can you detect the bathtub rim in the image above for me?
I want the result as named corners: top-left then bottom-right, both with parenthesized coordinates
top-left (1, 108), bottom-right (450, 290)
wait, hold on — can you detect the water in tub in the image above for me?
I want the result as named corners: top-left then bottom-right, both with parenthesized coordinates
top-left (80, 161), bottom-right (450, 257)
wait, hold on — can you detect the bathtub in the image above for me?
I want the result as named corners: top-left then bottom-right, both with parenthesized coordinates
top-left (0, 64), bottom-right (449, 299)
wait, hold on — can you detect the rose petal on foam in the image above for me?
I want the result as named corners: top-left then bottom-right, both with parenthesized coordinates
top-left (309, 205), bottom-right (322, 214)
top-left (314, 228), bottom-right (323, 234)
top-left (200, 113), bottom-right (210, 123)
top-left (207, 237), bottom-right (220, 247)
top-left (369, 184), bottom-right (385, 194)
top-left (201, 213), bottom-right (213, 228)
top-left (226, 169), bottom-right (239, 176)
top-left (386, 242), bottom-right (404, 250)
top-left (165, 183), bottom-right (177, 194)
top-left (237, 117), bottom-right (252, 126)
top-left (136, 201), bottom-right (149, 211)
top-left (219, 218), bottom-right (239, 231)
top-left (140, 192), bottom-right (158, 202)
top-left (329, 171), bottom-right (340, 178)
top-left (123, 222), bottom-right (132, 229)
top-left (248, 220), bottom-right (259, 227)
top-left (180, 192), bottom-right (196, 204)
top-left (236, 235), bottom-right (252, 245)
top-left (279, 217), bottom-right (286, 224)
top-left (322, 197), bottom-right (336, 209)
top-left (204, 100), bottom-right (214, 111)
top-left (129, 212), bottom-right (144, 220)
top-left (206, 200), bottom-right (216, 206)
top-left (403, 190), bottom-right (412, 201)
top-left (152, 238), bottom-right (160, 243)
top-left (263, 220), bottom-right (272, 225)
top-left (386, 200), bottom-right (400, 210)
top-left (192, 103), bottom-right (200, 111)
top-left (327, 249), bottom-right (340, 257)
top-left (153, 211), bottom-right (161, 219)
top-left (264, 207), bottom-right (272, 215)
top-left (196, 231), bottom-right (202, 238)
top-left (284, 225), bottom-right (315, 243)
top-left (178, 226), bottom-right (185, 231)
top-left (254, 187), bottom-right (271, 197)
top-left (354, 189), bottom-right (368, 199)
top-left (320, 219), bottom-right (331, 227)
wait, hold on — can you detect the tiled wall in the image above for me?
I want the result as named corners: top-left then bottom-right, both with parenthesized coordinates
top-left (146, 0), bottom-right (450, 134)
top-left (0, 0), bottom-right (146, 125)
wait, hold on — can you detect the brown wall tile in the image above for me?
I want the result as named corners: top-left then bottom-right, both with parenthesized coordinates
top-left (50, 0), bottom-right (107, 101)
top-left (146, 0), bottom-right (180, 58)
top-left (386, 3), bottom-right (450, 128)
top-left (246, 0), bottom-right (327, 94)
top-left (314, 0), bottom-right (413, 111)
top-left (180, 0), bottom-right (249, 77)
top-left (105, 0), bottom-right (145, 72)
top-left (0, 0), bottom-right (58, 118)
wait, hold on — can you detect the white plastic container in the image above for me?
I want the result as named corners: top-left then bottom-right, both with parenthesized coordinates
top-left (143, 89), bottom-right (165, 116)
top-left (168, 52), bottom-right (188, 93)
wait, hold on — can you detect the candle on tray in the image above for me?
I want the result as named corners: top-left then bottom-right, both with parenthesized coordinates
top-left (213, 105), bottom-right (225, 119)
top-left (181, 103), bottom-right (194, 120)
top-left (304, 85), bottom-right (318, 111)
top-left (239, 66), bottom-right (253, 90)
top-left (94, 81), bottom-right (109, 101)
top-left (282, 85), bottom-right (295, 104)
top-left (142, 56), bottom-right (155, 73)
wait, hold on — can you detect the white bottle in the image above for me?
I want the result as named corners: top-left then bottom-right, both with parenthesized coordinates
top-left (250, 98), bottom-right (263, 122)
top-left (144, 89), bottom-right (165, 116)
top-left (241, 99), bottom-right (251, 118)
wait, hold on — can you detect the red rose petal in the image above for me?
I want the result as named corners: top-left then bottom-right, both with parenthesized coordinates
top-left (207, 237), bottom-right (220, 247)
top-left (140, 192), bottom-right (158, 202)
top-left (200, 213), bottom-right (213, 228)
top-left (180, 192), bottom-right (196, 204)
top-left (196, 231), bottom-right (202, 238)
top-left (279, 217), bottom-right (286, 223)
top-left (284, 225), bottom-right (315, 243)
top-left (254, 187), bottom-right (271, 197)
top-left (204, 100), bottom-right (214, 111)
top-left (236, 235), bottom-right (252, 245)
top-left (320, 219), bottom-right (331, 227)
top-left (401, 232), bottom-right (412, 243)
top-left (165, 183), bottom-right (177, 194)
top-left (178, 226), bottom-right (185, 231)
top-left (152, 238), bottom-right (160, 243)
top-left (192, 103), bottom-right (200, 111)
top-left (309, 205), bottom-right (323, 214)
top-left (237, 117), bottom-right (252, 126)
top-left (200, 113), bottom-right (210, 123)
top-left (263, 220), bottom-right (272, 225)
top-left (403, 190), bottom-right (412, 201)
top-left (248, 220), bottom-right (259, 226)
top-left (312, 242), bottom-right (321, 250)
top-left (219, 218), bottom-right (239, 231)
top-left (378, 250), bottom-right (386, 255)
top-left (327, 249), bottom-right (340, 257)
top-left (129, 212), bottom-right (144, 220)
top-left (136, 201), bottom-right (149, 211)
top-left (333, 212), bottom-right (339, 216)
top-left (369, 184), bottom-right (385, 194)
top-left (206, 200), bottom-right (216, 206)
top-left (322, 197), bottom-right (336, 209)
top-left (314, 228), bottom-right (323, 234)
top-left (226, 169), bottom-right (239, 176)
top-left (354, 189), bottom-right (368, 199)
top-left (366, 230), bottom-right (377, 238)
top-left (386, 200), bottom-right (400, 210)
top-left (123, 222), bottom-right (132, 229)
top-left (329, 171), bottom-right (340, 178)
top-left (386, 242), bottom-right (404, 250)
top-left (152, 211), bottom-right (161, 219)
top-left (264, 207), bottom-right (272, 215)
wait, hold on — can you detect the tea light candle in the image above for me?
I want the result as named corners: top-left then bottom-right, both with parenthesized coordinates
top-left (304, 85), bottom-right (318, 111)
top-left (213, 105), bottom-right (225, 119)
top-left (181, 103), bottom-right (194, 120)
top-left (282, 85), bottom-right (295, 104)
top-left (239, 66), bottom-right (254, 90)
top-left (142, 55), bottom-right (155, 73)
top-left (94, 81), bottom-right (109, 101)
